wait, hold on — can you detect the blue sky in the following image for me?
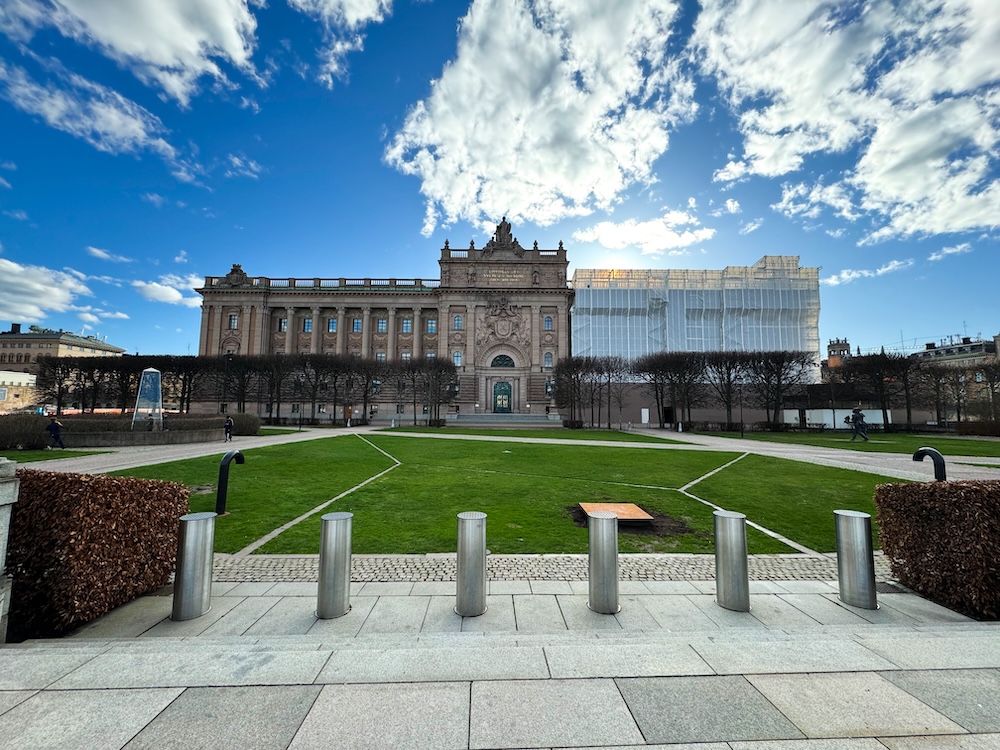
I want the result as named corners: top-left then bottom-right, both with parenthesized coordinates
top-left (1, 0), bottom-right (997, 357)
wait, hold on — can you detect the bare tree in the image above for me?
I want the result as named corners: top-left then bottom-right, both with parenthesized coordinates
top-left (703, 351), bottom-right (751, 426)
top-left (745, 351), bottom-right (815, 427)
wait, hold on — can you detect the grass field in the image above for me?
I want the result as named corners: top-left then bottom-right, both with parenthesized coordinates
top-left (391, 427), bottom-right (688, 444)
top-left (706, 430), bottom-right (1000, 457)
top-left (114, 433), bottom-right (896, 556)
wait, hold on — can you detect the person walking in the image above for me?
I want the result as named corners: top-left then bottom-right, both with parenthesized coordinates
top-left (849, 408), bottom-right (869, 442)
top-left (224, 415), bottom-right (234, 442)
top-left (45, 417), bottom-right (65, 449)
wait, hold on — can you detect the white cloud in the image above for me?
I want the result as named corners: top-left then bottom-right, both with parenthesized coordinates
top-left (224, 153), bottom-right (263, 179)
top-left (86, 245), bottom-right (133, 263)
top-left (573, 209), bottom-right (715, 256)
top-left (821, 258), bottom-right (914, 286)
top-left (142, 192), bottom-right (166, 207)
top-left (0, 257), bottom-right (93, 321)
top-left (687, 197), bottom-right (697, 209)
top-left (0, 60), bottom-right (200, 181)
top-left (174, 250), bottom-right (189, 263)
top-left (740, 218), bottom-right (762, 235)
top-left (928, 242), bottom-right (973, 262)
top-left (287, 0), bottom-right (391, 87)
top-left (386, 0), bottom-right (695, 235)
top-left (2, 208), bottom-right (27, 220)
top-left (711, 197), bottom-right (741, 216)
top-left (0, 161), bottom-right (15, 170)
top-left (132, 272), bottom-right (203, 307)
top-left (72, 305), bottom-right (130, 321)
top-left (0, 176), bottom-right (10, 189)
top-left (0, 0), bottom-right (259, 106)
top-left (695, 0), bottom-right (1000, 241)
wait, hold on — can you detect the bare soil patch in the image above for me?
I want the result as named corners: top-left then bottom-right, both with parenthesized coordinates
top-left (565, 505), bottom-right (698, 538)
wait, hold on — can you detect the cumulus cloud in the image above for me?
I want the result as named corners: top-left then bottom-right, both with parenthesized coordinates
top-left (821, 258), bottom-right (914, 286)
top-left (740, 218), bottom-right (763, 235)
top-left (386, 0), bottom-right (696, 235)
top-left (695, 0), bottom-right (1000, 241)
top-left (72, 305), bottom-right (130, 323)
top-left (86, 245), bottom-right (133, 263)
top-left (928, 242), bottom-right (973, 262)
top-left (0, 0), bottom-right (259, 106)
top-left (132, 272), bottom-right (203, 307)
top-left (573, 209), bottom-right (715, 256)
top-left (174, 250), bottom-right (189, 263)
top-left (0, 257), bottom-right (93, 321)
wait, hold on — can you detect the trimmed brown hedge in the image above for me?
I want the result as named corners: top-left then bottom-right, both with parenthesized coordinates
top-left (7, 469), bottom-right (190, 641)
top-left (875, 480), bottom-right (1000, 620)
top-left (957, 421), bottom-right (1000, 437)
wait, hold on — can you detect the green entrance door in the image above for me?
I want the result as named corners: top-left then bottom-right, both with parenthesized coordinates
top-left (493, 382), bottom-right (512, 413)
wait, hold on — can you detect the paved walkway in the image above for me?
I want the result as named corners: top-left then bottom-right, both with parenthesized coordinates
top-left (6, 427), bottom-right (1000, 749)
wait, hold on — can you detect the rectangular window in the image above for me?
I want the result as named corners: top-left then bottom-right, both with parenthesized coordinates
top-left (303, 319), bottom-right (313, 333)
top-left (278, 318), bottom-right (288, 332)
top-left (427, 319), bottom-right (437, 334)
top-left (401, 351), bottom-right (412, 361)
top-left (401, 319), bottom-right (413, 334)
top-left (426, 351), bottom-right (436, 359)
top-left (228, 314), bottom-right (238, 330)
top-left (318, 404), bottom-right (327, 413)
top-left (396, 403), bottom-right (405, 414)
top-left (352, 318), bottom-right (362, 333)
top-left (327, 319), bottom-right (337, 333)
top-left (375, 352), bottom-right (386, 362)
top-left (376, 319), bottom-right (388, 334)
top-left (291, 403), bottom-right (300, 413)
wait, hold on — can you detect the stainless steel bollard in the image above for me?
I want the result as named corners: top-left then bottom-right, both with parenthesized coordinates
top-left (455, 511), bottom-right (487, 617)
top-left (834, 509), bottom-right (878, 609)
top-left (171, 511), bottom-right (217, 621)
top-left (714, 510), bottom-right (750, 612)
top-left (587, 511), bottom-right (620, 614)
top-left (317, 512), bottom-right (353, 619)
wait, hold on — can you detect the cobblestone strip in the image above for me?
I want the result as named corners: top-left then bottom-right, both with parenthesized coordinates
top-left (212, 552), bottom-right (894, 583)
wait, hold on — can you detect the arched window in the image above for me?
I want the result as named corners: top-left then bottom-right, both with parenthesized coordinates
top-left (453, 351), bottom-right (463, 366)
top-left (491, 355), bottom-right (515, 367)
top-left (454, 315), bottom-right (463, 330)
top-left (544, 316), bottom-right (553, 331)
top-left (543, 352), bottom-right (553, 368)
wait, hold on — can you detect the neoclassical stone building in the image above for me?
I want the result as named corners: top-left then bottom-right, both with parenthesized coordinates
top-left (197, 219), bottom-right (572, 414)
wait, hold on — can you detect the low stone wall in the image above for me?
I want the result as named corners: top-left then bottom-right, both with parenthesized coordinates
top-left (62, 429), bottom-right (220, 448)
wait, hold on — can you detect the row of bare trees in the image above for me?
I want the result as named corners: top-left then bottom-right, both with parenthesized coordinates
top-left (553, 351), bottom-right (816, 429)
top-left (35, 354), bottom-right (458, 424)
top-left (552, 349), bottom-right (1000, 429)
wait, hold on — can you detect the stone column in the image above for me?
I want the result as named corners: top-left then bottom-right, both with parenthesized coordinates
top-left (412, 308), bottom-right (423, 358)
top-left (361, 307), bottom-right (372, 358)
top-left (387, 307), bottom-right (397, 361)
top-left (311, 307), bottom-right (322, 354)
top-left (336, 307), bottom-right (347, 356)
top-left (240, 305), bottom-right (252, 355)
top-left (557, 306), bottom-right (569, 361)
top-left (254, 304), bottom-right (268, 355)
top-left (213, 306), bottom-right (225, 356)
top-left (0, 458), bottom-right (20, 643)
top-left (532, 305), bottom-right (542, 370)
top-left (198, 305), bottom-right (212, 356)
top-left (285, 306), bottom-right (296, 354)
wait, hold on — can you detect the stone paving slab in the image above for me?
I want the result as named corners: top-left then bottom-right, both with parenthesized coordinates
top-left (512, 593), bottom-right (567, 631)
top-left (692, 638), bottom-right (898, 674)
top-left (879, 735), bottom-right (1000, 749)
top-left (123, 685), bottom-right (321, 750)
top-left (729, 740), bottom-right (890, 749)
top-left (0, 687), bottom-right (182, 750)
top-left (461, 594), bottom-right (517, 632)
top-left (244, 596), bottom-right (319, 636)
top-left (305, 596), bottom-right (375, 638)
top-left (748, 672), bottom-right (967, 738)
top-left (357, 594), bottom-right (429, 635)
top-left (880, 669), bottom-right (1000, 733)
top-left (51, 649), bottom-right (332, 689)
top-left (861, 635), bottom-right (1000, 669)
top-left (198, 596), bottom-right (282, 637)
top-left (289, 682), bottom-right (469, 750)
top-left (616, 674), bottom-right (804, 744)
top-left (69, 596), bottom-right (173, 639)
top-left (469, 678), bottom-right (644, 749)
top-left (0, 650), bottom-right (100, 690)
top-left (555, 594), bottom-right (624, 631)
top-left (0, 690), bottom-right (35, 715)
top-left (544, 641), bottom-right (713, 679)
top-left (317, 645), bottom-right (548, 683)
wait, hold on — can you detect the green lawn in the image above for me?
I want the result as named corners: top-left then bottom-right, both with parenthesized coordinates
top-left (1, 449), bottom-right (107, 463)
top-left (388, 426), bottom-right (688, 444)
top-left (706, 430), bottom-right (1000, 458)
top-left (113, 433), bottom-right (896, 556)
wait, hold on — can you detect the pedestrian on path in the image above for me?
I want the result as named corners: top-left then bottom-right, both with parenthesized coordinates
top-left (45, 417), bottom-right (65, 449)
top-left (849, 408), bottom-right (869, 442)
top-left (224, 415), bottom-right (234, 442)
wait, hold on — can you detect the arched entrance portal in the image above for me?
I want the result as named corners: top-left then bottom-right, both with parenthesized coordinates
top-left (490, 354), bottom-right (515, 413)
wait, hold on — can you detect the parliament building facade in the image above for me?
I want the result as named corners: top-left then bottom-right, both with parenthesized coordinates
top-left (197, 219), bottom-right (571, 415)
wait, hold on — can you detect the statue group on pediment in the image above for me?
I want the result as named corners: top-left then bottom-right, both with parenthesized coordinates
top-left (482, 216), bottom-right (525, 258)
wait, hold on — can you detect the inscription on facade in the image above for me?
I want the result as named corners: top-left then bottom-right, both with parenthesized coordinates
top-left (482, 268), bottom-right (527, 287)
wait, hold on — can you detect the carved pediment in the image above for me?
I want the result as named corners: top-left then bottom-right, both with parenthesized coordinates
top-left (482, 217), bottom-right (525, 258)
top-left (221, 264), bottom-right (250, 287)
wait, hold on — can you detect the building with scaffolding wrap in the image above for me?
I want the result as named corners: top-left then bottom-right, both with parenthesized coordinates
top-left (570, 256), bottom-right (820, 361)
